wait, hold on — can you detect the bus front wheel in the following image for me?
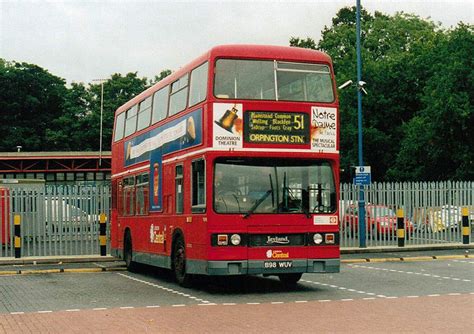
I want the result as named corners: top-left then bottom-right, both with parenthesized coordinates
top-left (172, 236), bottom-right (193, 287)
top-left (124, 231), bottom-right (137, 272)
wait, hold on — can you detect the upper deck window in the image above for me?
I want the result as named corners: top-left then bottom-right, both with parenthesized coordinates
top-left (152, 86), bottom-right (169, 124)
top-left (114, 112), bottom-right (126, 142)
top-left (169, 74), bottom-right (189, 116)
top-left (137, 96), bottom-right (153, 132)
top-left (124, 105), bottom-right (138, 137)
top-left (189, 62), bottom-right (209, 107)
top-left (214, 59), bottom-right (334, 103)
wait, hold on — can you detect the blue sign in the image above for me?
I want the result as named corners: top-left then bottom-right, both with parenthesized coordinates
top-left (353, 166), bottom-right (371, 185)
top-left (149, 149), bottom-right (163, 211)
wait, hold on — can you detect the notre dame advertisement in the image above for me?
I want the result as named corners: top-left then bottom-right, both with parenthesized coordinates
top-left (244, 111), bottom-right (310, 145)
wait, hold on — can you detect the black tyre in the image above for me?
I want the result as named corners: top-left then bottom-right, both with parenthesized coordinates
top-left (278, 273), bottom-right (302, 288)
top-left (172, 236), bottom-right (193, 287)
top-left (124, 231), bottom-right (137, 272)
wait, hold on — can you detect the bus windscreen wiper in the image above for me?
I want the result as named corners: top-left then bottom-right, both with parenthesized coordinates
top-left (243, 189), bottom-right (273, 219)
top-left (284, 186), bottom-right (311, 218)
top-left (282, 172), bottom-right (311, 218)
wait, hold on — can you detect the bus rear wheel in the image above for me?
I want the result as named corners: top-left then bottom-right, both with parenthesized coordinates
top-left (172, 236), bottom-right (193, 287)
top-left (278, 273), bottom-right (302, 288)
top-left (124, 231), bottom-right (137, 272)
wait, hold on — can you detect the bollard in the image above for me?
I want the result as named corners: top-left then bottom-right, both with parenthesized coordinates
top-left (99, 213), bottom-right (107, 256)
top-left (397, 208), bottom-right (405, 247)
top-left (14, 214), bottom-right (21, 258)
top-left (462, 207), bottom-right (470, 245)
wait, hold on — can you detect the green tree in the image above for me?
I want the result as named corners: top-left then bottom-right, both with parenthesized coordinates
top-left (289, 37), bottom-right (317, 49)
top-left (151, 69), bottom-right (172, 85)
top-left (388, 24), bottom-right (474, 180)
top-left (81, 72), bottom-right (149, 151)
top-left (45, 82), bottom-right (93, 150)
top-left (0, 60), bottom-right (67, 151)
top-left (292, 7), bottom-right (451, 181)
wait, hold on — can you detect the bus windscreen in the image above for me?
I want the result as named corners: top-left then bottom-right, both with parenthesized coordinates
top-left (214, 158), bottom-right (336, 215)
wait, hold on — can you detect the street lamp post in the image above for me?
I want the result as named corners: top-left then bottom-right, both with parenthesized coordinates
top-left (338, 1), bottom-right (367, 248)
top-left (356, 0), bottom-right (366, 248)
top-left (92, 79), bottom-right (106, 166)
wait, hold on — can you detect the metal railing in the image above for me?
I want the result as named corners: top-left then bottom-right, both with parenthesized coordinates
top-left (340, 181), bottom-right (474, 248)
top-left (1, 182), bottom-right (472, 258)
top-left (1, 185), bottom-right (110, 258)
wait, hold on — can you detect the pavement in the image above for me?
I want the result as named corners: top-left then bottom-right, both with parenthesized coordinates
top-left (0, 244), bottom-right (472, 276)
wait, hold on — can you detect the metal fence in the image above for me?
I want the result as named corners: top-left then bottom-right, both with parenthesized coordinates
top-left (1, 182), bottom-right (473, 258)
top-left (1, 185), bottom-right (110, 258)
top-left (340, 181), bottom-right (474, 248)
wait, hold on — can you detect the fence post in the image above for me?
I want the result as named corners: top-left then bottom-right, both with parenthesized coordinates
top-left (462, 207), bottom-right (470, 244)
top-left (14, 214), bottom-right (21, 258)
top-left (397, 208), bottom-right (405, 247)
top-left (99, 213), bottom-right (107, 256)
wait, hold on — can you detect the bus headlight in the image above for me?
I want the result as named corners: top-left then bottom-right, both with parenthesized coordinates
top-left (230, 234), bottom-right (241, 246)
top-left (313, 233), bottom-right (323, 245)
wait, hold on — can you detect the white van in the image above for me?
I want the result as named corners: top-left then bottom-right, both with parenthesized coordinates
top-left (44, 199), bottom-right (97, 234)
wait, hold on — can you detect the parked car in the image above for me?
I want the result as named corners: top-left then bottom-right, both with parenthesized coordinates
top-left (44, 199), bottom-right (97, 234)
top-left (343, 204), bottom-right (414, 238)
top-left (413, 205), bottom-right (474, 232)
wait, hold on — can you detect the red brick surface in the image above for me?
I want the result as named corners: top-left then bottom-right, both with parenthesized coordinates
top-left (1, 294), bottom-right (472, 333)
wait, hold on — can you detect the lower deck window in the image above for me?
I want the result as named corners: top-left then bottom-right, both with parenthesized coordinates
top-left (175, 165), bottom-right (183, 214)
top-left (192, 160), bottom-right (205, 212)
top-left (136, 173), bottom-right (149, 215)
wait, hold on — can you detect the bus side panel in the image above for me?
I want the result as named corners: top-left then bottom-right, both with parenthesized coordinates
top-left (1, 188), bottom-right (10, 245)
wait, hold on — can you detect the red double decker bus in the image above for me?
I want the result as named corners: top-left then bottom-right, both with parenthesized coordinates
top-left (111, 45), bottom-right (340, 286)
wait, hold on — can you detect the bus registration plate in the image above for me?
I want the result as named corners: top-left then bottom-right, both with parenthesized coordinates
top-left (264, 261), bottom-right (293, 269)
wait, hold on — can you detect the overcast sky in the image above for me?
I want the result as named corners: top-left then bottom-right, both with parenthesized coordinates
top-left (1, 0), bottom-right (472, 84)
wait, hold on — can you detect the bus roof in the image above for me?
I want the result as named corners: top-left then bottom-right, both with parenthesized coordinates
top-left (115, 44), bottom-right (332, 115)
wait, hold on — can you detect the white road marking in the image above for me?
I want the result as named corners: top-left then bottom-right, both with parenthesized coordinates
top-left (452, 260), bottom-right (474, 264)
top-left (117, 272), bottom-right (211, 304)
top-left (6, 291), bottom-right (471, 317)
top-left (302, 279), bottom-right (379, 298)
top-left (350, 264), bottom-right (471, 282)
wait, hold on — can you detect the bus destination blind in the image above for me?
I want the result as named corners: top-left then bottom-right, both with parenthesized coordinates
top-left (244, 111), bottom-right (310, 145)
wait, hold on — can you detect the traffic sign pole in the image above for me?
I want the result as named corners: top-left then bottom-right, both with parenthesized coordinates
top-left (356, 0), bottom-right (366, 248)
